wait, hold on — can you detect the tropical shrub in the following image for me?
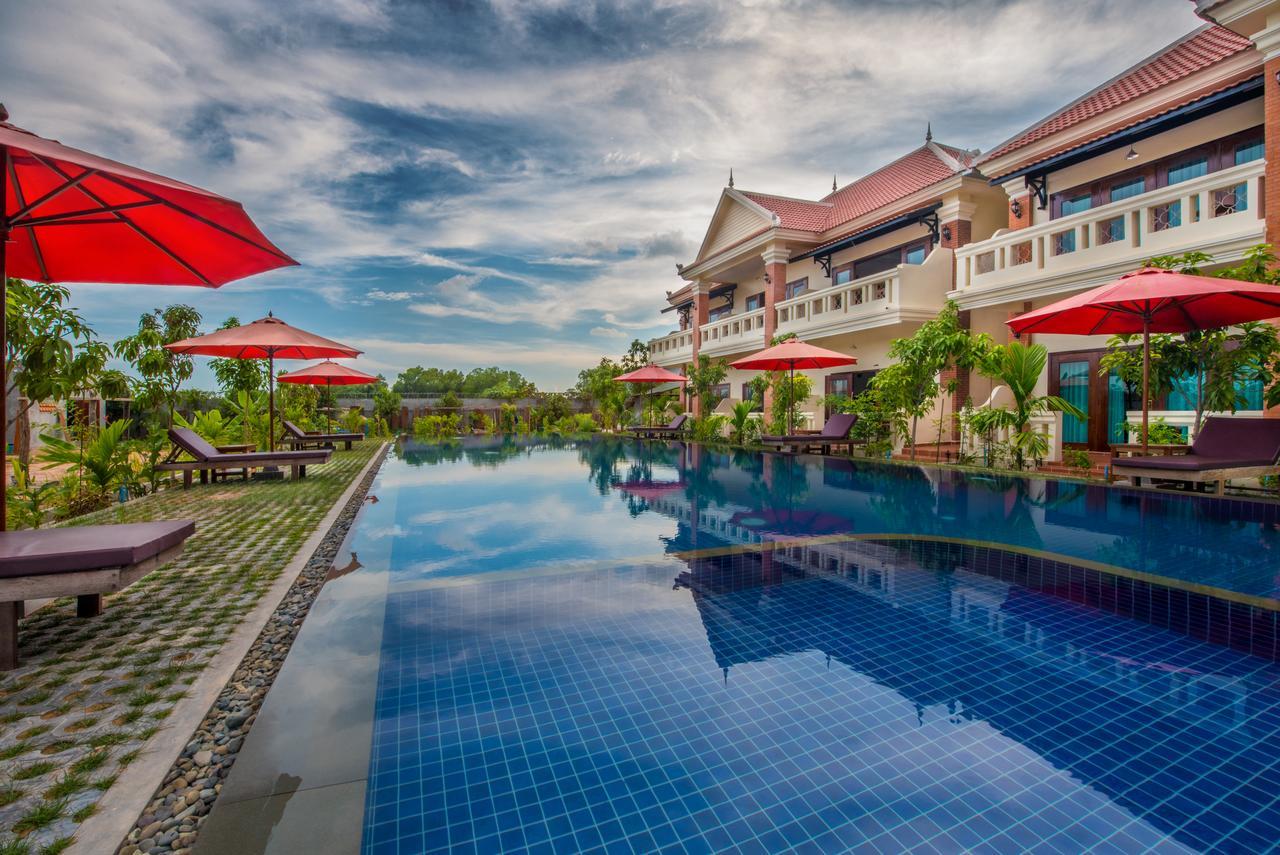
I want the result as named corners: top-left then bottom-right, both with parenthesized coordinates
top-left (728, 401), bottom-right (760, 445)
top-left (413, 413), bottom-right (461, 439)
top-left (498, 403), bottom-right (519, 433)
top-left (173, 408), bottom-right (240, 446)
top-left (977, 341), bottom-right (1084, 469)
top-left (1121, 418), bottom-right (1185, 445)
top-left (471, 411), bottom-right (494, 434)
top-left (39, 419), bottom-right (134, 508)
top-left (1063, 449), bottom-right (1092, 471)
top-left (225, 390), bottom-right (272, 449)
top-left (439, 390), bottom-right (462, 410)
top-left (339, 408), bottom-right (367, 435)
top-left (689, 415), bottom-right (728, 443)
top-left (766, 372), bottom-right (812, 436)
top-left (7, 462), bottom-right (54, 530)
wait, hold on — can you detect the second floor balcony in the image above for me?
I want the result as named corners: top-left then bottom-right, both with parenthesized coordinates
top-left (954, 160), bottom-right (1265, 307)
top-left (699, 307), bottom-right (767, 357)
top-left (648, 329), bottom-right (693, 366)
top-left (776, 246), bottom-right (953, 339)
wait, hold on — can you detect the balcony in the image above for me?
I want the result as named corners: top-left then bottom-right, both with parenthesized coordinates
top-left (775, 247), bottom-right (952, 339)
top-left (954, 160), bottom-right (1265, 308)
top-left (648, 329), bottom-right (693, 366)
top-left (698, 307), bottom-right (767, 357)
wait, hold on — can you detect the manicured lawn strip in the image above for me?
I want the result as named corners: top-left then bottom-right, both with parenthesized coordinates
top-left (0, 442), bottom-right (379, 852)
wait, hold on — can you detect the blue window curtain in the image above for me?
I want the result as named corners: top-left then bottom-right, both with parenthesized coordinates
top-left (1110, 178), bottom-right (1145, 202)
top-left (1059, 361), bottom-right (1090, 443)
top-left (1167, 371), bottom-right (1263, 412)
top-left (1235, 140), bottom-right (1264, 165)
top-left (1168, 157), bottom-right (1208, 185)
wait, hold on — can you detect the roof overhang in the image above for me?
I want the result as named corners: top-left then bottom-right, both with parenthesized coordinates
top-left (791, 202), bottom-right (944, 263)
top-left (661, 282), bottom-right (738, 313)
top-left (990, 74), bottom-right (1263, 186)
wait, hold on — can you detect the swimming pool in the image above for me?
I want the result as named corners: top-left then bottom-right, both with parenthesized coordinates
top-left (197, 437), bottom-right (1280, 854)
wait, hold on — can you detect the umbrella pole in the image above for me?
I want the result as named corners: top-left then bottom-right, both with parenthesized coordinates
top-left (268, 352), bottom-right (275, 453)
top-left (788, 363), bottom-right (795, 436)
top-left (0, 226), bottom-right (7, 533)
top-left (1142, 316), bottom-right (1150, 455)
top-left (326, 379), bottom-right (332, 434)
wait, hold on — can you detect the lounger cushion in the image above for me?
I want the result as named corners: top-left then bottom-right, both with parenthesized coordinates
top-left (1191, 416), bottom-right (1280, 461)
top-left (0, 520), bottom-right (195, 578)
top-left (170, 427), bottom-right (222, 461)
top-left (761, 413), bottom-right (857, 444)
top-left (168, 428), bottom-right (329, 464)
top-left (1111, 455), bottom-right (1276, 472)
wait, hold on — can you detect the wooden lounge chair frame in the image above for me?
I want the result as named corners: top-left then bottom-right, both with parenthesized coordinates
top-left (158, 428), bottom-right (331, 488)
top-left (281, 419), bottom-right (363, 451)
top-left (627, 414), bottom-right (689, 440)
top-left (762, 414), bottom-right (858, 455)
top-left (1108, 416), bottom-right (1280, 495)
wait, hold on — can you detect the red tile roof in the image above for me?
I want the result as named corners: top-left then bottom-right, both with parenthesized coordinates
top-left (984, 25), bottom-right (1253, 166)
top-left (732, 141), bottom-right (973, 240)
top-left (738, 191), bottom-right (832, 231)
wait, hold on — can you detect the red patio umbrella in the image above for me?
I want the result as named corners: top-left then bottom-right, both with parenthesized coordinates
top-left (0, 105), bottom-right (295, 528)
top-left (731, 339), bottom-right (856, 434)
top-left (1007, 267), bottom-right (1280, 452)
top-left (278, 360), bottom-right (378, 432)
top-left (165, 315), bottom-right (360, 452)
top-left (615, 364), bottom-right (687, 426)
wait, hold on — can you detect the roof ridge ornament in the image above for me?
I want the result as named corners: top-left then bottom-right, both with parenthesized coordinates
top-left (832, 174), bottom-right (837, 193)
top-left (728, 168), bottom-right (734, 188)
top-left (925, 122), bottom-right (932, 142)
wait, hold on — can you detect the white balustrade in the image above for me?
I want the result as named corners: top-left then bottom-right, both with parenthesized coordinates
top-left (955, 160), bottom-right (1265, 301)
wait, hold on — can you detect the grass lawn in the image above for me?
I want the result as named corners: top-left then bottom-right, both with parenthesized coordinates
top-left (0, 441), bottom-right (381, 853)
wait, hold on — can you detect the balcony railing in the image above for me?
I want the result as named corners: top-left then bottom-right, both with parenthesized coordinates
top-left (955, 160), bottom-right (1264, 302)
top-left (775, 247), bottom-right (952, 337)
top-left (698, 307), bottom-right (767, 355)
top-left (648, 329), bottom-right (693, 364)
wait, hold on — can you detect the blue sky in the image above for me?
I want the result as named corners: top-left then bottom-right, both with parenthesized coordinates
top-left (2, 0), bottom-right (1201, 390)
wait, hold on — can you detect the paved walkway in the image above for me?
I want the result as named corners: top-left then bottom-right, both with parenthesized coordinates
top-left (0, 442), bottom-right (381, 852)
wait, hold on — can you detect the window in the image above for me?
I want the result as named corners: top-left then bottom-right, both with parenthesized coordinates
top-left (1110, 177), bottom-right (1145, 203)
top-left (903, 243), bottom-right (927, 265)
top-left (1214, 183), bottom-right (1247, 216)
top-left (1054, 229), bottom-right (1076, 255)
top-left (1235, 140), bottom-right (1264, 165)
top-left (711, 383), bottom-right (730, 401)
top-left (742, 383), bottom-right (762, 412)
top-left (744, 293), bottom-right (764, 312)
top-left (785, 278), bottom-right (808, 299)
top-left (834, 268), bottom-right (853, 285)
top-left (708, 305), bottom-right (731, 321)
top-left (1098, 215), bottom-right (1125, 245)
top-left (853, 241), bottom-right (929, 278)
top-left (1167, 156), bottom-right (1208, 185)
top-left (1152, 201), bottom-right (1181, 231)
top-left (1060, 194), bottom-right (1092, 216)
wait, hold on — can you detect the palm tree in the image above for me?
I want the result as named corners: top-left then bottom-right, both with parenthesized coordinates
top-left (978, 341), bottom-right (1084, 469)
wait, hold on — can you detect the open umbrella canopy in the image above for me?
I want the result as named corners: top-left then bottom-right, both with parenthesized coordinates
top-left (1006, 266), bottom-right (1280, 452)
top-left (731, 338), bottom-right (857, 371)
top-left (165, 315), bottom-right (360, 451)
top-left (614, 364), bottom-right (687, 384)
top-left (277, 360), bottom-right (377, 386)
top-left (0, 106), bottom-right (293, 531)
top-left (164, 314), bottom-right (359, 360)
top-left (1, 109), bottom-right (296, 286)
top-left (1006, 267), bottom-right (1280, 336)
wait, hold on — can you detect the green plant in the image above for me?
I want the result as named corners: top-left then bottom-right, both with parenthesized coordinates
top-left (1063, 449), bottom-right (1092, 470)
top-left (470, 410), bottom-right (493, 434)
top-left (727, 402), bottom-right (760, 446)
top-left (372, 384), bottom-right (402, 425)
top-left (438, 390), bottom-right (462, 410)
top-left (688, 415), bottom-right (728, 443)
top-left (224, 390), bottom-right (272, 449)
top-left (172, 408), bottom-right (240, 446)
top-left (977, 341), bottom-right (1084, 469)
top-left (1120, 418), bottom-right (1185, 445)
top-left (7, 462), bottom-right (53, 530)
top-left (685, 354), bottom-right (729, 419)
top-left (497, 403), bottom-right (519, 433)
top-left (113, 304), bottom-right (202, 427)
top-left (874, 301), bottom-right (990, 458)
top-left (339, 408), bottom-right (367, 435)
top-left (12, 797), bottom-right (66, 836)
top-left (38, 419), bottom-right (134, 507)
top-left (764, 372), bottom-right (812, 436)
top-left (412, 413), bottom-right (461, 439)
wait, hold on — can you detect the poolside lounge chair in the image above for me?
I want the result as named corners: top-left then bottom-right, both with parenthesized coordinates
top-left (1109, 416), bottom-right (1280, 495)
top-left (0, 520), bottom-right (195, 668)
top-left (159, 427), bottom-right (332, 488)
top-left (762, 414), bottom-right (858, 454)
top-left (281, 419), bottom-right (364, 451)
top-left (627, 414), bottom-right (689, 439)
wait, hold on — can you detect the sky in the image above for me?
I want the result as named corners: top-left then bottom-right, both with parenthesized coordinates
top-left (2, 0), bottom-right (1202, 390)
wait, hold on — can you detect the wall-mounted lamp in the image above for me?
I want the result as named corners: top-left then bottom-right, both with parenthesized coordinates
top-left (762, 271), bottom-right (772, 285)
top-left (1010, 198), bottom-right (1023, 219)
top-left (1125, 145), bottom-right (1140, 161)
top-left (941, 225), bottom-right (953, 242)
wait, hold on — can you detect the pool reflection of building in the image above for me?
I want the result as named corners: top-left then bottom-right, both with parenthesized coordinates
top-left (656, 513), bottom-right (1280, 852)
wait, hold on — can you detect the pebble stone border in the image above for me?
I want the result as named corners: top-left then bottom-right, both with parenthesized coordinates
top-left (116, 443), bottom-right (388, 855)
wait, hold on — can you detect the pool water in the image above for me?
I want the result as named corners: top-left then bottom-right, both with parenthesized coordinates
top-left (198, 437), bottom-right (1280, 854)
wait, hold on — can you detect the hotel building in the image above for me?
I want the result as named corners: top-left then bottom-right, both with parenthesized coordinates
top-left (649, 3), bottom-right (1280, 457)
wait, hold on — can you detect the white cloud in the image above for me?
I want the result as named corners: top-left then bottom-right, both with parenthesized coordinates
top-left (367, 289), bottom-right (415, 302)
